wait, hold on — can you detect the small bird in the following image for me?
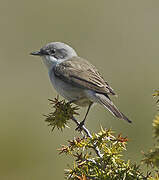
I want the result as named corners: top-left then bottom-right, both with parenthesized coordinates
top-left (31, 42), bottom-right (131, 129)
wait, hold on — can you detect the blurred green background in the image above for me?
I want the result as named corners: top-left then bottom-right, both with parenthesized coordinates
top-left (1, 0), bottom-right (159, 179)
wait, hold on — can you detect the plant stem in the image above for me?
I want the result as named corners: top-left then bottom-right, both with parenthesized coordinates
top-left (71, 116), bottom-right (103, 158)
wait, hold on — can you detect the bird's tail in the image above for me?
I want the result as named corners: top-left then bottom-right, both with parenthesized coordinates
top-left (95, 93), bottom-right (132, 123)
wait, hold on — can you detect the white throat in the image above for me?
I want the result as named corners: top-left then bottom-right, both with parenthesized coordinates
top-left (42, 55), bottom-right (61, 71)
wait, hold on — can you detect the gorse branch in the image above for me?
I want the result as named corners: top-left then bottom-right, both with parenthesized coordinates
top-left (44, 96), bottom-right (159, 179)
top-left (44, 96), bottom-right (79, 131)
top-left (44, 96), bottom-right (102, 157)
top-left (71, 116), bottom-right (102, 158)
top-left (142, 90), bottom-right (159, 169)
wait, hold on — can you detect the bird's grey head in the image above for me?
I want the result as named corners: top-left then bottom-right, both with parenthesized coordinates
top-left (31, 42), bottom-right (77, 70)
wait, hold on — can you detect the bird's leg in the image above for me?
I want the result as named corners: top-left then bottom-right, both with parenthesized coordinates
top-left (75, 102), bottom-right (93, 131)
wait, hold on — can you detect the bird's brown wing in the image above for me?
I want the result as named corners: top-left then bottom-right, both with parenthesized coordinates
top-left (54, 57), bottom-right (116, 95)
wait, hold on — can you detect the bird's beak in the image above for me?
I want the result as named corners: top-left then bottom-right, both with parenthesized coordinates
top-left (30, 50), bottom-right (41, 56)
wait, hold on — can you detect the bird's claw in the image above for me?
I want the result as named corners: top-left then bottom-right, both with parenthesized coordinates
top-left (75, 121), bottom-right (85, 132)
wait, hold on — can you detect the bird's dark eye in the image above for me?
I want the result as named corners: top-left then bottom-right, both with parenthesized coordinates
top-left (50, 49), bottom-right (56, 54)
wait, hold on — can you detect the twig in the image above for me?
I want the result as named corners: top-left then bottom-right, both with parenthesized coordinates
top-left (71, 116), bottom-right (103, 158)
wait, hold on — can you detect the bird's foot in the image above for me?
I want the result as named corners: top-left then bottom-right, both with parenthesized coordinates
top-left (75, 120), bottom-right (85, 132)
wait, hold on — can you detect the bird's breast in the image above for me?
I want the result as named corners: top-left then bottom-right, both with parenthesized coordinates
top-left (48, 69), bottom-right (91, 106)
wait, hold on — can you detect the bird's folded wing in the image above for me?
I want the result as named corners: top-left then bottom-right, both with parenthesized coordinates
top-left (54, 57), bottom-right (116, 95)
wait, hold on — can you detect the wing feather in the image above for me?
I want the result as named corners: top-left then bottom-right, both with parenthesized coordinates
top-left (54, 57), bottom-right (116, 95)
